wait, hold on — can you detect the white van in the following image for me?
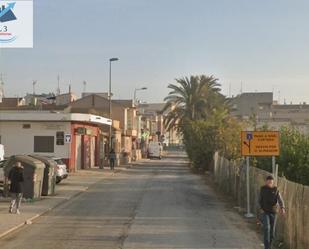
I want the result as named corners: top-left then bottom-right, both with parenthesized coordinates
top-left (148, 141), bottom-right (163, 159)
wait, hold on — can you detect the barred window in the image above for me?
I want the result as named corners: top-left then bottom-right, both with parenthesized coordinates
top-left (34, 136), bottom-right (54, 153)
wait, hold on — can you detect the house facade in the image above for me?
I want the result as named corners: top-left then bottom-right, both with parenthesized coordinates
top-left (138, 103), bottom-right (182, 147)
top-left (230, 92), bottom-right (309, 133)
top-left (0, 111), bottom-right (111, 171)
top-left (67, 94), bottom-right (140, 163)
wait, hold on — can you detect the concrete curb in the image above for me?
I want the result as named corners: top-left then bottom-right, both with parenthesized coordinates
top-left (0, 222), bottom-right (25, 239)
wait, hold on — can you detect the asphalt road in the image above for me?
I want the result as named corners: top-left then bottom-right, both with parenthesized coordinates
top-left (0, 152), bottom-right (261, 249)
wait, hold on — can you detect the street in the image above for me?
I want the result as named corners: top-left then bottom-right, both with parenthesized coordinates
top-left (0, 152), bottom-right (261, 249)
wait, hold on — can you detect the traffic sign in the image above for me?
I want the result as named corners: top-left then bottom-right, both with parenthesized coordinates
top-left (65, 134), bottom-right (72, 143)
top-left (241, 131), bottom-right (280, 156)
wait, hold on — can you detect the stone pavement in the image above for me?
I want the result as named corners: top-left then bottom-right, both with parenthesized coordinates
top-left (0, 167), bottom-right (126, 238)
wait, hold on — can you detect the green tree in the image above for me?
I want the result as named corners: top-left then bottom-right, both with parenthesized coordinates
top-left (164, 75), bottom-right (242, 171)
top-left (163, 75), bottom-right (225, 132)
top-left (183, 119), bottom-right (219, 170)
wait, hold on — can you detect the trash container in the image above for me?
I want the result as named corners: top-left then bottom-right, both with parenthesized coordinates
top-left (29, 155), bottom-right (57, 196)
top-left (4, 155), bottom-right (45, 199)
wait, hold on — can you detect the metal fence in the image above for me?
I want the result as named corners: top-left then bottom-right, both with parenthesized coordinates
top-left (213, 152), bottom-right (309, 249)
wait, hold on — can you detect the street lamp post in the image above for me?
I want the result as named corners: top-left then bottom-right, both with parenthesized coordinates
top-left (108, 58), bottom-right (119, 150)
top-left (134, 87), bottom-right (147, 105)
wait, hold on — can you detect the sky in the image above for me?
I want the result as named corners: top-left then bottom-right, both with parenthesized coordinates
top-left (1, 0), bottom-right (309, 103)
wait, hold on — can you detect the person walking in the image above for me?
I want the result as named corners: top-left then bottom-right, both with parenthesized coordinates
top-left (109, 149), bottom-right (116, 171)
top-left (8, 161), bottom-right (24, 214)
top-left (259, 175), bottom-right (285, 249)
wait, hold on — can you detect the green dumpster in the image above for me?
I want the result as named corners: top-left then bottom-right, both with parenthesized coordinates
top-left (29, 155), bottom-right (57, 196)
top-left (4, 155), bottom-right (45, 199)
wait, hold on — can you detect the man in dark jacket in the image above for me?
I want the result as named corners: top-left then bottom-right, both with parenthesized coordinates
top-left (109, 149), bottom-right (116, 171)
top-left (259, 175), bottom-right (285, 249)
top-left (8, 162), bottom-right (24, 214)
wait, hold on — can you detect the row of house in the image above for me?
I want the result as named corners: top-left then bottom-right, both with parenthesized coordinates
top-left (230, 92), bottom-right (309, 133)
top-left (0, 92), bottom-right (181, 172)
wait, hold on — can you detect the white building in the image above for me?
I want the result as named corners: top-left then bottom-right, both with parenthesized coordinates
top-left (0, 111), bottom-right (111, 171)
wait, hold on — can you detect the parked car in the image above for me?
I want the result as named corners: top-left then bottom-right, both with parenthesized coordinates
top-left (148, 141), bottom-right (163, 159)
top-left (0, 160), bottom-right (6, 183)
top-left (0, 145), bottom-right (5, 186)
top-left (46, 157), bottom-right (68, 184)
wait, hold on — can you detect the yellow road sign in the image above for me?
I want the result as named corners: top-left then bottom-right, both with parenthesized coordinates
top-left (241, 131), bottom-right (280, 156)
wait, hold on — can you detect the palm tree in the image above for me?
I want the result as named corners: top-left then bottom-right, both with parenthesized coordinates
top-left (163, 75), bottom-right (226, 131)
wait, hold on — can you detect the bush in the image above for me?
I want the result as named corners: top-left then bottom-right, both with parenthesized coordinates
top-left (183, 114), bottom-right (243, 171)
top-left (254, 126), bottom-right (309, 185)
top-left (183, 120), bottom-right (218, 170)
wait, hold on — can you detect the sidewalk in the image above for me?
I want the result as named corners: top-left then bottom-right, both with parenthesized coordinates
top-left (0, 167), bottom-right (126, 239)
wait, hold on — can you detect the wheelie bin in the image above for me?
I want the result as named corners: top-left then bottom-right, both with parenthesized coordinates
top-left (29, 155), bottom-right (57, 196)
top-left (4, 155), bottom-right (45, 199)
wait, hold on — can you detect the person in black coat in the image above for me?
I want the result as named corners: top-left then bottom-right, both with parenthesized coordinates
top-left (259, 175), bottom-right (285, 249)
top-left (8, 162), bottom-right (24, 214)
top-left (109, 149), bottom-right (116, 170)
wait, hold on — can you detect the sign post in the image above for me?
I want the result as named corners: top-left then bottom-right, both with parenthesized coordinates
top-left (275, 163), bottom-right (279, 186)
top-left (245, 156), bottom-right (254, 218)
top-left (241, 131), bottom-right (280, 218)
top-left (272, 155), bottom-right (276, 178)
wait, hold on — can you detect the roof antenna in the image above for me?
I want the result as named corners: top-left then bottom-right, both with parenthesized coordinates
top-left (0, 73), bottom-right (4, 101)
top-left (278, 90), bottom-right (281, 104)
top-left (32, 80), bottom-right (37, 95)
top-left (229, 83), bottom-right (232, 98)
top-left (56, 75), bottom-right (61, 96)
top-left (83, 80), bottom-right (87, 93)
top-left (240, 81), bottom-right (243, 94)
